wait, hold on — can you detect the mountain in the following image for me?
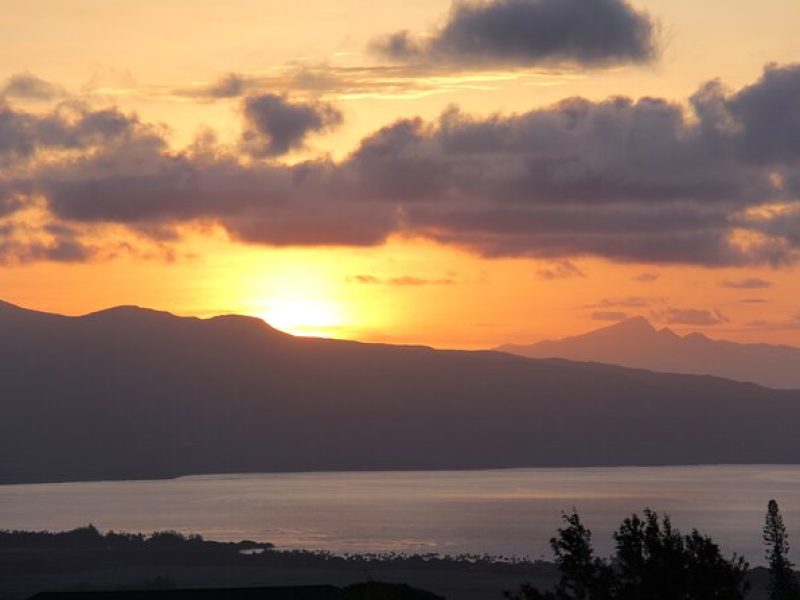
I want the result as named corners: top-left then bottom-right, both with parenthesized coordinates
top-left (2, 301), bottom-right (800, 484)
top-left (496, 316), bottom-right (800, 389)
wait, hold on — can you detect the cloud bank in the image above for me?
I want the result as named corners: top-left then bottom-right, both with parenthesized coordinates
top-left (2, 64), bottom-right (800, 267)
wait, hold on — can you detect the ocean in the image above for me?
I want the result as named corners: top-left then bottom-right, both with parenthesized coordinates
top-left (2, 465), bottom-right (798, 565)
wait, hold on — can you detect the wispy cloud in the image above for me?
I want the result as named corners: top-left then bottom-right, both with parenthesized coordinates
top-left (632, 272), bottom-right (660, 283)
top-left (585, 296), bottom-right (656, 308)
top-left (720, 277), bottom-right (772, 289)
top-left (350, 274), bottom-right (455, 286)
top-left (536, 260), bottom-right (584, 280)
top-left (651, 307), bottom-right (730, 326)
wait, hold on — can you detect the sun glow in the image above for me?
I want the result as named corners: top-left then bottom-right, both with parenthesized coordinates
top-left (260, 297), bottom-right (346, 337)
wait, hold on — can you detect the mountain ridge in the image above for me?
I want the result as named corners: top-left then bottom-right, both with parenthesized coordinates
top-left (2, 301), bottom-right (800, 484)
top-left (496, 317), bottom-right (800, 389)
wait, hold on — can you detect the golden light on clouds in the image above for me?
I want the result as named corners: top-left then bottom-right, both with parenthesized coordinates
top-left (2, 0), bottom-right (800, 348)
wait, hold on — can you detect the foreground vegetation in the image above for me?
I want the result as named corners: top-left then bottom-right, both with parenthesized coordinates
top-left (508, 500), bottom-right (799, 600)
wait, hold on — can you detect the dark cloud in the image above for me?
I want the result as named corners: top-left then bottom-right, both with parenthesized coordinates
top-left (241, 94), bottom-right (343, 157)
top-left (536, 260), bottom-right (584, 279)
top-left (40, 146), bottom-right (396, 248)
top-left (0, 102), bottom-right (148, 164)
top-left (633, 272), bottom-right (659, 282)
top-left (726, 63), bottom-right (800, 163)
top-left (652, 307), bottom-right (729, 326)
top-left (1, 73), bottom-right (64, 101)
top-left (590, 310), bottom-right (629, 321)
top-left (351, 274), bottom-right (455, 286)
top-left (5, 63), bottom-right (800, 266)
top-left (720, 277), bottom-right (772, 289)
top-left (371, 0), bottom-right (658, 68)
top-left (0, 179), bottom-right (31, 217)
top-left (741, 298), bottom-right (768, 304)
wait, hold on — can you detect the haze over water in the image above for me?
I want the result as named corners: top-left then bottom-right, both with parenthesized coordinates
top-left (1, 465), bottom-right (798, 566)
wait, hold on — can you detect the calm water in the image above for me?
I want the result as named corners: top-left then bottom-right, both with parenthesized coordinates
top-left (1, 465), bottom-right (799, 565)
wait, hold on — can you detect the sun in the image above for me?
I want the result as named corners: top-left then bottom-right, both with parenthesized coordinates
top-left (260, 297), bottom-right (346, 338)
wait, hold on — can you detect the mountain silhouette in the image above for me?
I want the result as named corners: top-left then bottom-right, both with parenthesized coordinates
top-left (2, 301), bottom-right (800, 484)
top-left (496, 317), bottom-right (800, 389)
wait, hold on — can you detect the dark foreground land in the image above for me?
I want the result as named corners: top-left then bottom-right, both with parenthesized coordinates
top-left (0, 528), bottom-right (777, 600)
top-left (0, 527), bottom-right (557, 600)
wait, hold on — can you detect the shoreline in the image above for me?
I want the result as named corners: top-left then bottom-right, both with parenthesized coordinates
top-left (3, 462), bottom-right (800, 488)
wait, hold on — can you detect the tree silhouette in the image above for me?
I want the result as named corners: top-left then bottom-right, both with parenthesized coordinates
top-left (550, 511), bottom-right (614, 600)
top-left (509, 508), bottom-right (749, 600)
top-left (613, 510), bottom-right (686, 599)
top-left (764, 499), bottom-right (800, 600)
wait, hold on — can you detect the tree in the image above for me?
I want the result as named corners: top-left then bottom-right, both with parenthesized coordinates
top-left (613, 509), bottom-right (688, 599)
top-left (683, 529), bottom-right (749, 599)
top-left (764, 499), bottom-right (800, 600)
top-left (549, 511), bottom-right (614, 600)
top-left (509, 508), bottom-right (749, 600)
top-left (505, 510), bottom-right (613, 600)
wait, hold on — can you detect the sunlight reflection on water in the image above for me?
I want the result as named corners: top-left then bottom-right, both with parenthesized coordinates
top-left (1, 465), bottom-right (798, 565)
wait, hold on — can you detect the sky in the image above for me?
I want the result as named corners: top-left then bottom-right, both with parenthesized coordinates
top-left (1, 0), bottom-right (800, 347)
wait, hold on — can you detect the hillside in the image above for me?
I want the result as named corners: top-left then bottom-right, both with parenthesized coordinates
top-left (2, 301), bottom-right (800, 484)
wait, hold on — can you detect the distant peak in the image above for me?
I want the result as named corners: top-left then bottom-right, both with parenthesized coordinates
top-left (658, 327), bottom-right (680, 338)
top-left (606, 316), bottom-right (655, 333)
top-left (684, 331), bottom-right (709, 341)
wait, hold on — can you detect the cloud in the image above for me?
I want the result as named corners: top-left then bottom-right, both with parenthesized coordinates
top-left (632, 272), bottom-right (659, 282)
top-left (536, 260), bottom-right (584, 279)
top-left (726, 63), bottom-right (800, 164)
top-left (171, 64), bottom-right (564, 103)
top-left (0, 222), bottom-right (94, 265)
top-left (741, 313), bottom-right (800, 331)
top-left (241, 94), bottom-right (343, 157)
top-left (0, 238), bottom-right (92, 264)
top-left (6, 63), bottom-right (800, 266)
top-left (352, 274), bottom-right (380, 284)
top-left (350, 274), bottom-right (455, 286)
top-left (0, 180), bottom-right (31, 217)
top-left (1, 73), bottom-right (64, 101)
top-left (371, 0), bottom-right (658, 69)
top-left (0, 101), bottom-right (150, 164)
top-left (651, 307), bottom-right (730, 326)
top-left (204, 73), bottom-right (247, 99)
top-left (172, 72), bottom-right (250, 100)
top-left (720, 277), bottom-right (772, 289)
top-left (586, 296), bottom-right (654, 308)
top-left (590, 310), bottom-right (629, 321)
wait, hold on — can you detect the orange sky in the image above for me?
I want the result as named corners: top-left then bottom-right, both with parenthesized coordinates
top-left (1, 0), bottom-right (800, 348)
